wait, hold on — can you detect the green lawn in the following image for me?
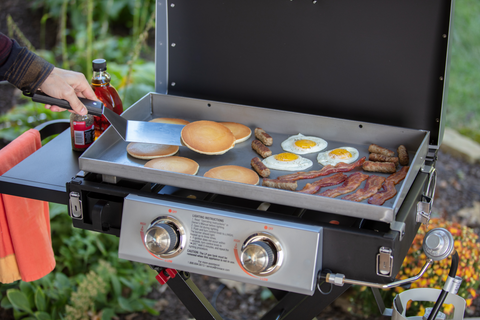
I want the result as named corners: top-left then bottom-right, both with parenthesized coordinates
top-left (447, 0), bottom-right (480, 143)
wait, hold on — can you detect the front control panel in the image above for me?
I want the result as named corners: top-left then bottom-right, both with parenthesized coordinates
top-left (119, 194), bottom-right (323, 295)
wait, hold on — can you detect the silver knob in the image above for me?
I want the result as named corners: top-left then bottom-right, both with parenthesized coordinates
top-left (423, 228), bottom-right (454, 261)
top-left (144, 223), bottom-right (178, 255)
top-left (241, 241), bottom-right (275, 275)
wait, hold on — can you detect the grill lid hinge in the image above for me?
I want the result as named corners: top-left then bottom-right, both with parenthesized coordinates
top-left (416, 167), bottom-right (437, 227)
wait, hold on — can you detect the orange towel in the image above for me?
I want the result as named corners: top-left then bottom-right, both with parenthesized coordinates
top-left (0, 129), bottom-right (55, 283)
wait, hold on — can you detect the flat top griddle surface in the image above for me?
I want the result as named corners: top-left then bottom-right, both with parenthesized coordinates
top-left (80, 93), bottom-right (429, 223)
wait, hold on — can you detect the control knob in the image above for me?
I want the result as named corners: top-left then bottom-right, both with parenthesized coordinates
top-left (144, 222), bottom-right (178, 255)
top-left (241, 241), bottom-right (276, 275)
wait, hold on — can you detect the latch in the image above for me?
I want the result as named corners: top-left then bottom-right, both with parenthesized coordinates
top-left (376, 247), bottom-right (393, 277)
top-left (69, 191), bottom-right (83, 219)
top-left (416, 167), bottom-right (437, 227)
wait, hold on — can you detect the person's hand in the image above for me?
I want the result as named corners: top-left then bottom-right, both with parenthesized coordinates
top-left (39, 67), bottom-right (98, 115)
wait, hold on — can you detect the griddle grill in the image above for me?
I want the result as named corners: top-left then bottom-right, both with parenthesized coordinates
top-left (0, 0), bottom-right (454, 318)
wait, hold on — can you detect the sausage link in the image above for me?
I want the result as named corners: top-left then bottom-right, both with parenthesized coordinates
top-left (368, 144), bottom-right (395, 157)
top-left (362, 161), bottom-right (396, 173)
top-left (252, 139), bottom-right (272, 158)
top-left (251, 157), bottom-right (270, 178)
top-left (254, 128), bottom-right (273, 146)
top-left (262, 178), bottom-right (297, 191)
top-left (397, 145), bottom-right (409, 166)
top-left (368, 153), bottom-right (399, 166)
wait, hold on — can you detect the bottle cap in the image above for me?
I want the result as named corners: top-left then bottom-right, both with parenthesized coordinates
top-left (92, 59), bottom-right (107, 71)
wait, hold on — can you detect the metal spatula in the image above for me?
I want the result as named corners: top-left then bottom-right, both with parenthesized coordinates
top-left (29, 92), bottom-right (185, 146)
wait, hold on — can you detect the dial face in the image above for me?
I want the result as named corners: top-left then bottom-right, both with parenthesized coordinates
top-left (143, 216), bottom-right (186, 258)
top-left (240, 233), bottom-right (284, 276)
top-left (144, 223), bottom-right (178, 254)
top-left (241, 241), bottom-right (275, 274)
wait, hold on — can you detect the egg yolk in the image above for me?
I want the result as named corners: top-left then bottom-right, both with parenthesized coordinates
top-left (274, 153), bottom-right (299, 162)
top-left (294, 139), bottom-right (316, 149)
top-left (328, 148), bottom-right (352, 159)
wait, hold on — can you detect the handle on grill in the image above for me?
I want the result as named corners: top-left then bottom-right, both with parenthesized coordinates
top-left (29, 92), bottom-right (104, 117)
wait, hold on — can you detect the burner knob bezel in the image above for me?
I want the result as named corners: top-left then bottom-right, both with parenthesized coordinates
top-left (144, 215), bottom-right (186, 258)
top-left (240, 232), bottom-right (284, 276)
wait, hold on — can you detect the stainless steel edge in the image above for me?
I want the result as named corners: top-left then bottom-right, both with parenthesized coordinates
top-left (155, 0), bottom-right (168, 94)
top-left (437, 0), bottom-right (456, 148)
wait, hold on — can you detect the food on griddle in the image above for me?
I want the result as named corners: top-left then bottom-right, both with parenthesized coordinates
top-left (127, 142), bottom-right (179, 160)
top-left (204, 165), bottom-right (259, 185)
top-left (181, 120), bottom-right (236, 155)
top-left (144, 156), bottom-right (199, 175)
top-left (386, 166), bottom-right (409, 184)
top-left (368, 144), bottom-right (395, 157)
top-left (220, 122), bottom-right (252, 143)
top-left (275, 157), bottom-right (366, 182)
top-left (367, 166), bottom-right (409, 205)
top-left (254, 127), bottom-right (273, 146)
top-left (343, 175), bottom-right (386, 202)
top-left (362, 161), bottom-right (396, 173)
top-left (318, 172), bottom-right (369, 198)
top-left (251, 157), bottom-right (270, 178)
top-left (149, 117), bottom-right (190, 125)
top-left (368, 153), bottom-right (399, 166)
top-left (317, 147), bottom-right (359, 166)
top-left (281, 133), bottom-right (328, 154)
top-left (252, 139), bottom-right (272, 158)
top-left (397, 145), bottom-right (409, 166)
top-left (262, 178), bottom-right (297, 191)
top-left (297, 173), bottom-right (347, 194)
top-left (368, 180), bottom-right (396, 205)
top-left (262, 152), bottom-right (313, 171)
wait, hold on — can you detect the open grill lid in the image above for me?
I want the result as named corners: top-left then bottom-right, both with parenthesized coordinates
top-left (155, 0), bottom-right (453, 148)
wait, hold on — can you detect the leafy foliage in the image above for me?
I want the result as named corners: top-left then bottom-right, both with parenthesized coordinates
top-left (0, 207), bottom-right (159, 319)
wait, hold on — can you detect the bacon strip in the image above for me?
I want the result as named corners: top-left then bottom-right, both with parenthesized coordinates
top-left (297, 173), bottom-right (347, 194)
top-left (367, 167), bottom-right (409, 205)
top-left (343, 175), bottom-right (386, 202)
top-left (368, 180), bottom-right (396, 205)
top-left (318, 172), bottom-right (369, 198)
top-left (386, 166), bottom-right (409, 185)
top-left (275, 157), bottom-right (366, 182)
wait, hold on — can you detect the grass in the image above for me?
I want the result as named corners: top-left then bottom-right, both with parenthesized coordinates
top-left (447, 0), bottom-right (480, 144)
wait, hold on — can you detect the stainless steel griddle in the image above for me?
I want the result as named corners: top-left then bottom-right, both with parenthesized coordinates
top-left (80, 93), bottom-right (429, 223)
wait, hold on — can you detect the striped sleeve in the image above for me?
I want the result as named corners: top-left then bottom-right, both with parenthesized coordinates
top-left (0, 33), bottom-right (54, 94)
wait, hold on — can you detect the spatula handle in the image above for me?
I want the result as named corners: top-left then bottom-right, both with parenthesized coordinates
top-left (30, 92), bottom-right (104, 117)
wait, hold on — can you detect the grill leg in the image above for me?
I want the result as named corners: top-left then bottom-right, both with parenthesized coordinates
top-left (151, 267), bottom-right (223, 320)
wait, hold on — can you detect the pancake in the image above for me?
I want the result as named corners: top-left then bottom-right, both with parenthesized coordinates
top-left (144, 156), bottom-right (199, 175)
top-left (220, 122), bottom-right (252, 143)
top-left (127, 143), bottom-right (179, 160)
top-left (204, 165), bottom-right (259, 185)
top-left (181, 120), bottom-right (236, 155)
top-left (149, 117), bottom-right (190, 125)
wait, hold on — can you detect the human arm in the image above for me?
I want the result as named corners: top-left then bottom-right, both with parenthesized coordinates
top-left (0, 32), bottom-right (94, 115)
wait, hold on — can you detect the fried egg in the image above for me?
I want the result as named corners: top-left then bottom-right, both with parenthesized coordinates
top-left (317, 147), bottom-right (359, 166)
top-left (262, 152), bottom-right (313, 171)
top-left (281, 133), bottom-right (328, 154)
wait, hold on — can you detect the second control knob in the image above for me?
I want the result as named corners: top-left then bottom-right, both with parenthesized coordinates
top-left (241, 241), bottom-right (275, 275)
top-left (144, 223), bottom-right (178, 255)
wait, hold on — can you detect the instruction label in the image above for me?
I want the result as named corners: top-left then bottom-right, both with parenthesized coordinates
top-left (186, 214), bottom-right (236, 272)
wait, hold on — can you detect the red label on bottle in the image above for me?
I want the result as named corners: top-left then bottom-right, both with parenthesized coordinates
top-left (72, 121), bottom-right (94, 148)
